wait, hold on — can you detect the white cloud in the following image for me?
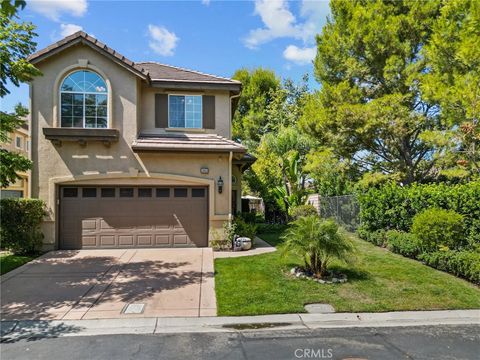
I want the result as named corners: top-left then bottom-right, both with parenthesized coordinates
top-left (201, 0), bottom-right (211, 5)
top-left (60, 23), bottom-right (83, 37)
top-left (243, 0), bottom-right (329, 65)
top-left (28, 0), bottom-right (88, 21)
top-left (244, 0), bottom-right (302, 49)
top-left (283, 45), bottom-right (316, 65)
top-left (147, 25), bottom-right (179, 57)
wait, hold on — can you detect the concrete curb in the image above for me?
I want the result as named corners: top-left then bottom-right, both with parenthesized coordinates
top-left (1, 310), bottom-right (479, 340)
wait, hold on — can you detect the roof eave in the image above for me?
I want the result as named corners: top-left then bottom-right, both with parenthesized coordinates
top-left (132, 146), bottom-right (245, 153)
top-left (150, 80), bottom-right (241, 92)
top-left (28, 37), bottom-right (150, 81)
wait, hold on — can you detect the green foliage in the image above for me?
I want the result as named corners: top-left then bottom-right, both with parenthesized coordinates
top-left (209, 227), bottom-right (230, 251)
top-left (357, 228), bottom-right (387, 247)
top-left (0, 148), bottom-right (31, 187)
top-left (385, 230), bottom-right (421, 259)
top-left (0, 199), bottom-right (46, 255)
top-left (412, 208), bottom-right (466, 252)
top-left (256, 223), bottom-right (288, 235)
top-left (305, 148), bottom-right (356, 196)
top-left (249, 127), bottom-right (313, 219)
top-left (302, 0), bottom-right (446, 184)
top-left (223, 221), bottom-right (237, 243)
top-left (421, 0), bottom-right (480, 174)
top-left (233, 217), bottom-right (257, 240)
top-left (0, 3), bottom-right (42, 96)
top-left (419, 250), bottom-right (480, 284)
top-left (0, 253), bottom-right (35, 275)
top-left (1, 3), bottom-right (37, 186)
top-left (232, 67), bottom-right (280, 146)
top-left (289, 204), bottom-right (318, 220)
top-left (0, 1), bottom-right (26, 18)
top-left (282, 216), bottom-right (353, 277)
top-left (357, 181), bottom-right (480, 244)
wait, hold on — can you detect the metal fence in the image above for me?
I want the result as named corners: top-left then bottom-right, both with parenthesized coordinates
top-left (318, 195), bottom-right (360, 231)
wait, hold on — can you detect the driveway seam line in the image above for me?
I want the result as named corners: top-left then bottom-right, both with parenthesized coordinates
top-left (60, 251), bottom-right (130, 320)
top-left (198, 249), bottom-right (204, 317)
top-left (80, 250), bottom-right (137, 320)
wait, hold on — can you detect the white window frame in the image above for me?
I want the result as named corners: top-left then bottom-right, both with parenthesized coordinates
top-left (15, 136), bottom-right (22, 149)
top-left (167, 94), bottom-right (203, 129)
top-left (59, 70), bottom-right (109, 129)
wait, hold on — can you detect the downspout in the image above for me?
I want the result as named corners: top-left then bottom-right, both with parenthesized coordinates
top-left (229, 93), bottom-right (241, 139)
top-left (229, 92), bottom-right (241, 221)
top-left (228, 151), bottom-right (233, 222)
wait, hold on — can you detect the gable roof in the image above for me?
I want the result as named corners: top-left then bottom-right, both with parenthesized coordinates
top-left (28, 31), bottom-right (241, 90)
top-left (28, 31), bottom-right (149, 80)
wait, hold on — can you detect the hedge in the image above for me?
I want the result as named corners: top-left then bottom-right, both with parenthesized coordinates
top-left (0, 198), bottom-right (47, 255)
top-left (418, 250), bottom-right (480, 284)
top-left (357, 181), bottom-right (480, 244)
top-left (385, 230), bottom-right (421, 258)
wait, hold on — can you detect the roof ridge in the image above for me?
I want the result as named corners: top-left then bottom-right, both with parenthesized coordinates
top-left (137, 61), bottom-right (240, 83)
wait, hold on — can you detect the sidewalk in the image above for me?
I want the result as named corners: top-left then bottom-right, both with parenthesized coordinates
top-left (2, 310), bottom-right (479, 340)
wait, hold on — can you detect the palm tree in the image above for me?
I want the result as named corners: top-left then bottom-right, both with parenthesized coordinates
top-left (282, 216), bottom-right (353, 278)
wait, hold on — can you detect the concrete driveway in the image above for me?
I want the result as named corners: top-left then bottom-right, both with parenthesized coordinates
top-left (0, 249), bottom-right (216, 320)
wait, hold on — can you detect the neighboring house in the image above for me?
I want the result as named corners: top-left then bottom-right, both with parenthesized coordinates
top-left (241, 195), bottom-right (264, 214)
top-left (306, 194), bottom-right (321, 215)
top-left (28, 31), bottom-right (254, 250)
top-left (0, 122), bottom-right (31, 198)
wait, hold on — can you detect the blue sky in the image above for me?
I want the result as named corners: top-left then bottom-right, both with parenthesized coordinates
top-left (1, 0), bottom-right (331, 112)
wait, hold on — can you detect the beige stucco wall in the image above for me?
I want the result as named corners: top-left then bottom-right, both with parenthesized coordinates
top-left (30, 44), bottom-right (234, 250)
top-left (139, 86), bottom-right (231, 138)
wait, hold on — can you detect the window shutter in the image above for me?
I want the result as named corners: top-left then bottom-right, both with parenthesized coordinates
top-left (155, 94), bottom-right (168, 128)
top-left (202, 95), bottom-right (215, 129)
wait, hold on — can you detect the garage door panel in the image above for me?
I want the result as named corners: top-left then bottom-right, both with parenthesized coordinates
top-left (60, 186), bottom-right (208, 249)
top-left (118, 235), bottom-right (134, 246)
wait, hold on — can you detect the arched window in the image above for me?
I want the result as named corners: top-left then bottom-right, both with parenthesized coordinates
top-left (60, 70), bottom-right (108, 128)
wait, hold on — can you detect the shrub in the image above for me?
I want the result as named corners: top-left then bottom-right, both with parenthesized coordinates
top-left (256, 223), bottom-right (289, 234)
top-left (411, 208), bottom-right (466, 252)
top-left (239, 212), bottom-right (263, 224)
top-left (233, 217), bottom-right (258, 240)
top-left (357, 228), bottom-right (387, 246)
top-left (385, 230), bottom-right (421, 258)
top-left (209, 227), bottom-right (231, 251)
top-left (418, 250), bottom-right (480, 284)
top-left (282, 216), bottom-right (353, 277)
top-left (357, 181), bottom-right (480, 244)
top-left (0, 199), bottom-right (47, 255)
top-left (289, 204), bottom-right (318, 220)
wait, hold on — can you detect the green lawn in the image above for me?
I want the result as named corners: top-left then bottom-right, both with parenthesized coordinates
top-left (0, 253), bottom-right (36, 275)
top-left (215, 229), bottom-right (480, 316)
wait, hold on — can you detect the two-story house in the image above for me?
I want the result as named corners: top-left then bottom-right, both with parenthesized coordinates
top-left (0, 122), bottom-right (30, 198)
top-left (28, 32), bottom-right (253, 251)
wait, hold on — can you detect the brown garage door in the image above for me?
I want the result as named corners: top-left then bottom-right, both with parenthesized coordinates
top-left (59, 186), bottom-right (208, 249)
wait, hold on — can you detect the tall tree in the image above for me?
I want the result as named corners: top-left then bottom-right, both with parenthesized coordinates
top-left (422, 0), bottom-right (480, 177)
top-left (0, 0), bottom-right (39, 187)
top-left (301, 0), bottom-right (443, 184)
top-left (232, 68), bottom-right (280, 148)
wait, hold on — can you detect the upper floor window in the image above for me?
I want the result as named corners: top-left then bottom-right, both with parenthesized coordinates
top-left (168, 95), bottom-right (202, 129)
top-left (60, 70), bottom-right (108, 128)
top-left (15, 136), bottom-right (22, 149)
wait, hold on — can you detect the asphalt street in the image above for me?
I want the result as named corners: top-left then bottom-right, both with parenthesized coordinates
top-left (1, 325), bottom-right (479, 360)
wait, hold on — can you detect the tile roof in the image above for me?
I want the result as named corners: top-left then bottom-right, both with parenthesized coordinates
top-left (137, 62), bottom-right (240, 84)
top-left (28, 31), bottom-right (240, 87)
top-left (28, 31), bottom-right (149, 79)
top-left (132, 133), bottom-right (246, 153)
